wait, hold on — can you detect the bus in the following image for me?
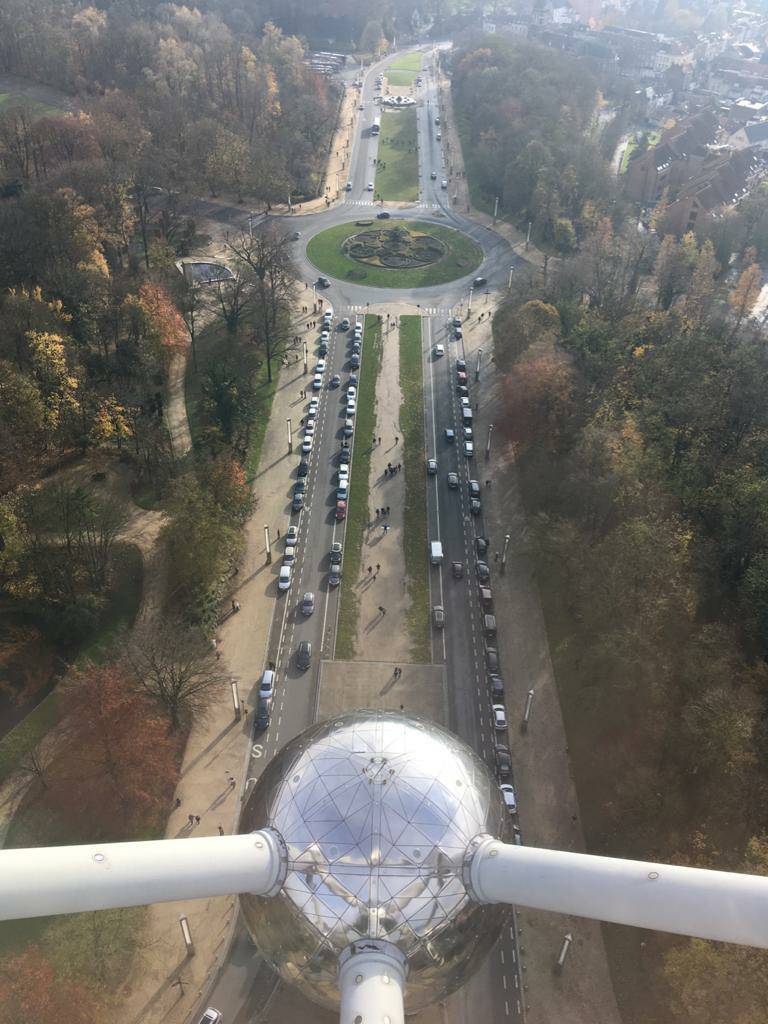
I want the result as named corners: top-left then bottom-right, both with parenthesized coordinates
top-left (371, 117), bottom-right (381, 136)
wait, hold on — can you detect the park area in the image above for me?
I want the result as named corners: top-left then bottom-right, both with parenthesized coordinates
top-left (386, 51), bottom-right (422, 87)
top-left (375, 108), bottom-right (418, 201)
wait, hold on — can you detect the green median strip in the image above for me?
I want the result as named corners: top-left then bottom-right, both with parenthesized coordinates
top-left (335, 314), bottom-right (384, 659)
top-left (375, 108), bottom-right (418, 201)
top-left (399, 315), bottom-right (430, 661)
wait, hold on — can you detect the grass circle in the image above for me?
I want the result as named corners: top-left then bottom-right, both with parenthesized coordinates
top-left (306, 219), bottom-right (483, 288)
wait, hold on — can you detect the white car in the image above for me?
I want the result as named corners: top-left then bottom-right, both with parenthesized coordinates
top-left (434, 343), bottom-right (444, 357)
top-left (316, 359), bottom-right (327, 373)
top-left (320, 330), bottom-right (330, 341)
top-left (308, 398), bottom-right (319, 414)
top-left (312, 374), bottom-right (323, 390)
top-left (464, 440), bottom-right (474, 457)
top-left (492, 704), bottom-right (507, 731)
top-left (353, 323), bottom-right (363, 335)
top-left (301, 437), bottom-right (313, 454)
top-left (460, 396), bottom-right (470, 408)
top-left (304, 420), bottom-right (315, 436)
top-left (278, 565), bottom-right (292, 590)
top-left (367, 182), bottom-right (374, 191)
top-left (345, 181), bottom-right (353, 191)
top-left (499, 783), bottom-right (517, 815)
top-left (285, 524), bottom-right (298, 546)
top-left (441, 179), bottom-right (448, 189)
top-left (346, 400), bottom-right (357, 416)
top-left (347, 386), bottom-right (357, 400)
top-left (283, 545), bottom-right (296, 565)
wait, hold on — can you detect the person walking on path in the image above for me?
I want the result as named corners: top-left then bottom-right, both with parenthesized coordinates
top-left (188, 814), bottom-right (195, 826)
top-left (386, 506), bottom-right (390, 515)
top-left (378, 606), bottom-right (386, 616)
top-left (376, 563), bottom-right (381, 573)
top-left (367, 566), bottom-right (372, 575)
top-left (218, 825), bottom-right (225, 836)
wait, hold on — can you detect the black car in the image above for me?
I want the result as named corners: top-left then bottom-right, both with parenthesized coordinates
top-left (470, 498), bottom-right (482, 516)
top-left (476, 560), bottom-right (490, 583)
top-left (255, 699), bottom-right (271, 731)
top-left (451, 560), bottom-right (464, 579)
top-left (486, 646), bottom-right (500, 673)
top-left (297, 640), bottom-right (312, 670)
top-left (456, 359), bottom-right (467, 372)
top-left (297, 460), bottom-right (309, 477)
top-left (317, 276), bottom-right (331, 288)
top-left (494, 743), bottom-right (512, 779)
top-left (489, 674), bottom-right (505, 699)
top-left (476, 536), bottom-right (489, 557)
top-left (293, 480), bottom-right (306, 494)
top-left (339, 448), bottom-right (351, 464)
top-left (377, 211), bottom-right (391, 219)
top-left (468, 479), bottom-right (481, 499)
top-left (457, 386), bottom-right (469, 398)
top-left (473, 276), bottom-right (487, 288)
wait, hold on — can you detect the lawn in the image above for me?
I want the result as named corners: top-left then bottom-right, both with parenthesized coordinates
top-left (386, 51), bottom-right (422, 86)
top-left (375, 108), bottom-right (418, 201)
top-left (0, 92), bottom-right (61, 118)
top-left (336, 314), bottom-right (384, 659)
top-left (307, 219), bottom-right (483, 289)
top-left (399, 315), bottom-right (430, 661)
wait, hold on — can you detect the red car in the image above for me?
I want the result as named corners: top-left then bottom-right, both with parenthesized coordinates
top-left (456, 370), bottom-right (467, 384)
top-left (335, 500), bottom-right (347, 520)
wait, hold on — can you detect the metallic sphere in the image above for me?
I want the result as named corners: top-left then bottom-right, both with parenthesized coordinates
top-left (239, 709), bottom-right (510, 1012)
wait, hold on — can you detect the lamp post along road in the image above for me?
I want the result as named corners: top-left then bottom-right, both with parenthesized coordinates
top-left (287, 417), bottom-right (293, 454)
top-left (264, 525), bottom-right (272, 563)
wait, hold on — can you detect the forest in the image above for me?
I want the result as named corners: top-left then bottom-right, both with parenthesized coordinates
top-left (494, 217), bottom-right (768, 1024)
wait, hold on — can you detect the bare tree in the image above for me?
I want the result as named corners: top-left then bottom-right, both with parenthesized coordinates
top-left (226, 226), bottom-right (296, 381)
top-left (125, 619), bottom-right (228, 728)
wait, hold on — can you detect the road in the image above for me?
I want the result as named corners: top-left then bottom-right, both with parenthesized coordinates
top-left (199, 43), bottom-right (525, 1024)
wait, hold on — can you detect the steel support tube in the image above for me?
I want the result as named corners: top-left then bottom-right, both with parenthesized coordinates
top-left (338, 940), bottom-right (407, 1024)
top-left (0, 830), bottom-right (285, 921)
top-left (468, 838), bottom-right (768, 948)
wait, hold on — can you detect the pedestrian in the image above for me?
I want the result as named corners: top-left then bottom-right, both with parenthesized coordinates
top-left (195, 815), bottom-right (201, 825)
top-left (397, 463), bottom-right (402, 472)
top-left (211, 637), bottom-right (217, 652)
top-left (175, 797), bottom-right (182, 809)
top-left (378, 605), bottom-right (386, 615)
top-left (387, 461), bottom-right (392, 470)
top-left (376, 563), bottom-right (381, 573)
top-left (230, 777), bottom-right (236, 789)
top-left (243, 706), bottom-right (249, 720)
top-left (399, 704), bottom-right (404, 711)
top-left (494, 552), bottom-right (499, 563)
top-left (218, 825), bottom-right (225, 836)
top-left (386, 506), bottom-right (390, 515)
top-left (395, 436), bottom-right (399, 445)
top-left (384, 524), bottom-right (390, 534)
top-left (378, 437), bottom-right (382, 445)
top-left (475, 402), bottom-right (479, 411)
top-left (368, 565), bottom-right (372, 575)
top-left (232, 599), bottom-right (237, 613)
top-left (485, 479), bottom-right (491, 488)
top-left (277, 528), bottom-right (280, 539)
top-left (188, 814), bottom-right (195, 826)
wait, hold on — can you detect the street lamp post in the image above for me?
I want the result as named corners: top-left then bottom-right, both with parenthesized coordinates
top-left (264, 525), bottom-right (272, 564)
top-left (287, 418), bottom-right (293, 454)
top-left (525, 221), bottom-right (532, 250)
top-left (501, 533), bottom-right (510, 570)
top-left (508, 266), bottom-right (514, 290)
top-left (179, 914), bottom-right (195, 957)
top-left (248, 212), bottom-right (255, 240)
top-left (522, 689), bottom-right (534, 732)
top-left (476, 348), bottom-right (482, 381)
top-left (467, 287), bottom-right (474, 317)
top-left (231, 679), bottom-right (242, 722)
top-left (486, 423), bottom-right (493, 459)
top-left (493, 196), bottom-right (499, 223)
top-left (303, 341), bottom-right (308, 374)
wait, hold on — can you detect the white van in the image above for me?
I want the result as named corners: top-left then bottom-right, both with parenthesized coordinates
top-left (430, 541), bottom-right (444, 565)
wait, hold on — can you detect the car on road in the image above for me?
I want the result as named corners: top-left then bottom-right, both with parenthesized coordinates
top-left (434, 343), bottom-right (445, 357)
top-left (335, 500), bottom-right (347, 520)
top-left (330, 374), bottom-right (341, 388)
top-left (499, 783), bottom-right (517, 814)
top-left (473, 276), bottom-right (487, 288)
top-left (255, 700), bottom-right (270, 731)
top-left (330, 542), bottom-right (343, 564)
top-left (199, 1007), bottom-right (223, 1024)
top-left (312, 374), bottom-right (323, 390)
top-left (318, 341), bottom-right (328, 356)
top-left (258, 669), bottom-right (275, 701)
top-left (494, 744), bottom-right (512, 779)
top-left (347, 386), bottom-right (357, 400)
top-left (291, 231), bottom-right (301, 241)
top-left (367, 181), bottom-right (374, 191)
top-left (470, 498), bottom-right (481, 516)
top-left (346, 399), bottom-right (357, 416)
top-left (476, 560), bottom-right (490, 583)
top-left (431, 170), bottom-right (437, 179)
top-left (452, 316), bottom-right (462, 327)
top-left (427, 458), bottom-right (437, 475)
top-left (301, 437), bottom-right (313, 454)
top-left (456, 370), bottom-right (467, 385)
top-left (464, 440), bottom-right (474, 457)
top-left (436, 131), bottom-right (442, 140)
top-left (286, 525), bottom-right (298, 546)
top-left (291, 492), bottom-right (304, 512)
top-left (297, 460), bottom-right (309, 477)
top-left (486, 646), bottom-right (500, 673)
top-left (300, 591), bottom-right (315, 616)
top-left (433, 605), bottom-right (445, 628)
top-left (435, 116), bottom-right (441, 125)
top-left (350, 353), bottom-right (360, 367)
top-left (278, 565), bottom-right (291, 590)
top-left (441, 179), bottom-right (448, 189)
top-left (456, 359), bottom-right (466, 372)
top-left (296, 640), bottom-right (312, 670)
top-left (489, 674), bottom-right (504, 699)
top-left (445, 428), bottom-right (455, 443)
top-left (476, 536), bottom-right (488, 557)
top-left (345, 181), bottom-right (353, 191)
top-left (329, 564), bottom-right (341, 586)
top-left (463, 426), bottom-right (473, 440)
top-left (342, 419), bottom-right (354, 437)
top-left (451, 560), bottom-right (464, 579)
top-left (304, 420), bottom-right (315, 436)
top-left (457, 385), bottom-right (469, 399)
top-left (317, 276), bottom-right (330, 288)
top-left (340, 318), bottom-right (350, 330)
top-left (468, 479), bottom-right (481, 498)
top-left (339, 445), bottom-right (352, 462)
top-left (447, 471), bottom-right (459, 489)
top-left (316, 359), bottom-right (327, 373)
top-left (377, 211), bottom-right (391, 219)
top-left (492, 704), bottom-right (507, 731)
top-left (283, 545), bottom-right (296, 565)
top-left (349, 372), bottom-right (359, 386)
top-left (337, 482), bottom-right (349, 501)
top-left (359, 102), bottom-right (365, 110)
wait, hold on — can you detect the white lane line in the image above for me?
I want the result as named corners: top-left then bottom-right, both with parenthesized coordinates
top-left (502, 975), bottom-right (507, 991)
top-left (424, 316), bottom-right (446, 661)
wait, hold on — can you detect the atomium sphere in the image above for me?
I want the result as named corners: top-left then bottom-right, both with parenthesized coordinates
top-left (239, 709), bottom-right (511, 1012)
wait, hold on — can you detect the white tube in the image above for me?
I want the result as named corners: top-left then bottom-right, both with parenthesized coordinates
top-left (338, 940), bottom-right (407, 1024)
top-left (468, 838), bottom-right (768, 948)
top-left (0, 831), bottom-right (285, 921)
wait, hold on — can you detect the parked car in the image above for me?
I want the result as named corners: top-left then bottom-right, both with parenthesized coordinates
top-left (291, 492), bottom-right (304, 512)
top-left (494, 744), bottom-right (512, 779)
top-left (434, 343), bottom-right (444, 357)
top-left (291, 231), bottom-right (301, 241)
top-left (468, 479), bottom-right (481, 498)
top-left (297, 460), bottom-right (309, 477)
top-left (316, 359), bottom-right (327, 373)
top-left (335, 500), bottom-right (347, 520)
top-left (377, 211), bottom-right (391, 219)
top-left (476, 560), bottom-right (490, 583)
top-left (337, 483), bottom-right (349, 500)
top-left (452, 316), bottom-right (462, 328)
top-left (479, 585), bottom-right (493, 610)
top-left (476, 536), bottom-right (488, 557)
top-left (255, 700), bottom-right (270, 731)
top-left (350, 353), bottom-right (360, 367)
top-left (330, 542), bottom-right (343, 564)
top-left (312, 374), bottom-right (323, 390)
top-left (454, 327), bottom-right (463, 340)
top-left (456, 370), bottom-right (467, 385)
top-left (367, 181), bottom-right (374, 191)
top-left (347, 386), bottom-right (357, 400)
top-left (436, 131), bottom-right (442, 140)
top-left (330, 374), bottom-right (341, 388)
top-left (258, 669), bottom-right (275, 701)
top-left (441, 179), bottom-right (448, 189)
top-left (483, 614), bottom-right (497, 638)
top-left (349, 373), bottom-right (359, 386)
top-left (464, 426), bottom-right (473, 440)
top-left (301, 437), bottom-right (313, 454)
top-left (339, 446), bottom-right (352, 462)
top-left (457, 385), bottom-right (469, 399)
top-left (489, 674), bottom-right (504, 699)
top-left (198, 1008), bottom-right (223, 1024)
top-left (343, 419), bottom-right (354, 438)
top-left (300, 591), bottom-right (315, 616)
top-left (346, 399), bottom-right (357, 416)
top-left (345, 181), bottom-right (353, 191)
top-left (445, 428), bottom-right (455, 443)
top-left (296, 640), bottom-right (312, 670)
top-left (433, 605), bottom-right (445, 628)
top-left (329, 565), bottom-right (341, 586)
top-left (447, 472), bottom-right (459, 489)
top-left (283, 545), bottom-right (296, 565)
top-left (278, 565), bottom-right (291, 590)
top-left (427, 458), bottom-right (437, 475)
top-left (451, 560), bottom-right (464, 579)
top-left (318, 341), bottom-right (329, 356)
top-left (470, 498), bottom-right (482, 516)
top-left (499, 783), bottom-right (517, 814)
top-left (286, 525), bottom-right (298, 547)
top-left (464, 440), bottom-right (474, 458)
top-left (486, 646), bottom-right (500, 673)
top-left (456, 359), bottom-right (466, 372)
top-left (492, 704), bottom-right (507, 731)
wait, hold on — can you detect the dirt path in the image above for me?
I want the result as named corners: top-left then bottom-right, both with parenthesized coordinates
top-left (165, 350), bottom-right (193, 460)
top-left (353, 312), bottom-right (411, 662)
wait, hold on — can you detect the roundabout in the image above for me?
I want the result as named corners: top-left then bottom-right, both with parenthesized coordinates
top-left (306, 218), bottom-right (484, 289)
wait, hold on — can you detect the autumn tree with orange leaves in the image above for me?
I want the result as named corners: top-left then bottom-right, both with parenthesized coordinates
top-left (0, 946), bottom-right (99, 1024)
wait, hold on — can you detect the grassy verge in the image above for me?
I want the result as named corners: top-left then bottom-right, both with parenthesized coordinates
top-left (399, 316), bottom-right (430, 661)
top-left (336, 314), bottom-right (384, 659)
top-left (387, 51), bottom-right (422, 86)
top-left (307, 219), bottom-right (483, 289)
top-left (0, 92), bottom-right (60, 118)
top-left (376, 109), bottom-right (418, 201)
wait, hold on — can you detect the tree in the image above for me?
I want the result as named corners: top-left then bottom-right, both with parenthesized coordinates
top-left (499, 346), bottom-right (576, 451)
top-left (653, 232), bottom-right (698, 310)
top-left (492, 299), bottom-right (561, 370)
top-left (0, 946), bottom-right (99, 1024)
top-left (133, 282), bottom-right (190, 367)
top-left (728, 262), bottom-right (762, 343)
top-left (44, 663), bottom-right (178, 840)
top-left (126, 619), bottom-right (227, 728)
top-left (359, 20), bottom-right (385, 56)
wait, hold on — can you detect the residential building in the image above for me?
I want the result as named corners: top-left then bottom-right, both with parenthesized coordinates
top-left (624, 108), bottom-right (719, 203)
